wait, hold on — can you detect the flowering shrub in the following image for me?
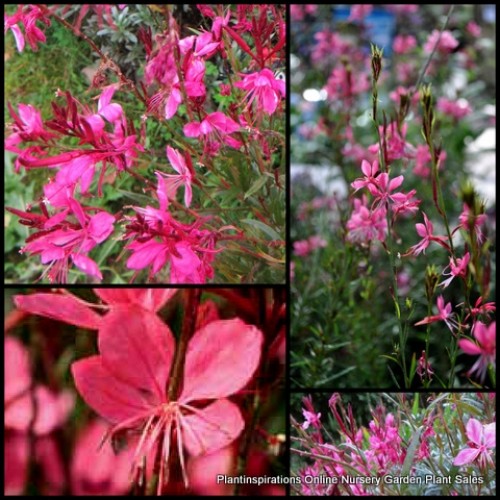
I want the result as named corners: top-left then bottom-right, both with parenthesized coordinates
top-left (5, 287), bottom-right (286, 495)
top-left (290, 5), bottom-right (496, 388)
top-left (5, 5), bottom-right (286, 283)
top-left (291, 392), bottom-right (496, 496)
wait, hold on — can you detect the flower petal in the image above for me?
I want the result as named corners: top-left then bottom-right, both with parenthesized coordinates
top-left (98, 308), bottom-right (174, 402)
top-left (180, 319), bottom-right (262, 402)
top-left (483, 422), bottom-right (496, 448)
top-left (453, 447), bottom-right (480, 466)
top-left (4, 336), bottom-right (31, 404)
top-left (465, 418), bottom-right (483, 445)
top-left (14, 293), bottom-right (102, 330)
top-left (72, 356), bottom-right (153, 423)
top-left (458, 339), bottom-right (482, 356)
top-left (181, 399), bottom-right (244, 456)
top-left (94, 289), bottom-right (177, 313)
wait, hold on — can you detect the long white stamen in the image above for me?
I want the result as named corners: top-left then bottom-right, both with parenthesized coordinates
top-left (175, 409), bottom-right (189, 488)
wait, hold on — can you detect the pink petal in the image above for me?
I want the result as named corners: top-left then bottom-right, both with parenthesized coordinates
top-left (72, 253), bottom-right (103, 280)
top-left (361, 159), bottom-right (372, 177)
top-left (184, 182), bottom-right (193, 207)
top-left (87, 212), bottom-right (115, 243)
top-left (166, 145), bottom-right (187, 175)
top-left (465, 418), bottom-right (483, 445)
top-left (4, 336), bottom-right (31, 404)
top-left (453, 447), bottom-right (480, 466)
top-left (180, 319), bottom-right (262, 402)
top-left (458, 339), bottom-right (482, 356)
top-left (4, 432), bottom-right (29, 495)
top-left (260, 86), bottom-right (278, 114)
top-left (483, 422), bottom-right (496, 448)
top-left (10, 24), bottom-right (25, 52)
top-left (5, 386), bottom-right (73, 435)
top-left (98, 308), bottom-right (175, 403)
top-left (94, 289), bottom-right (177, 313)
top-left (126, 240), bottom-right (167, 271)
top-left (155, 172), bottom-right (169, 211)
top-left (165, 89), bottom-right (182, 119)
top-left (388, 175), bottom-right (404, 191)
top-left (181, 399), bottom-right (244, 456)
top-left (71, 419), bottom-right (134, 495)
top-left (14, 293), bottom-right (102, 330)
top-left (183, 122), bottom-right (202, 137)
top-left (72, 356), bottom-right (153, 423)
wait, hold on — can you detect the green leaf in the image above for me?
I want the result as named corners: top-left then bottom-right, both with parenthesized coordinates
top-left (401, 426), bottom-right (423, 476)
top-left (241, 218), bottom-right (282, 241)
top-left (244, 175), bottom-right (268, 199)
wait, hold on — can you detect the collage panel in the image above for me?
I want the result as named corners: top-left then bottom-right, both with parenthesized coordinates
top-left (290, 4), bottom-right (496, 389)
top-left (291, 391), bottom-right (496, 496)
top-left (4, 4), bottom-right (286, 285)
top-left (4, 287), bottom-right (286, 495)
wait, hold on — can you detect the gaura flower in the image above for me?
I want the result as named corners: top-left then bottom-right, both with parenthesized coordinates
top-left (453, 418), bottom-right (496, 468)
top-left (155, 146), bottom-right (193, 208)
top-left (458, 321), bottom-right (496, 383)
top-left (71, 309), bottom-right (263, 491)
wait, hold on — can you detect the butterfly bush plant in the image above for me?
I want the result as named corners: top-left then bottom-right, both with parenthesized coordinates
top-left (5, 288), bottom-right (286, 495)
top-left (291, 392), bottom-right (496, 496)
top-left (4, 4), bottom-right (286, 284)
top-left (290, 4), bottom-right (496, 388)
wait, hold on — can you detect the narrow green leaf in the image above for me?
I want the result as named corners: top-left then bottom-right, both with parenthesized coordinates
top-left (244, 175), bottom-right (268, 199)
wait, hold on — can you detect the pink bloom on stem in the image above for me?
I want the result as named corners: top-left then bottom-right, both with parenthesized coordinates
top-left (439, 252), bottom-right (470, 288)
top-left (71, 309), bottom-right (263, 491)
top-left (346, 196), bottom-right (387, 244)
top-left (415, 295), bottom-right (456, 333)
top-left (456, 203), bottom-right (487, 244)
top-left (97, 84), bottom-right (123, 123)
top-left (466, 21), bottom-right (482, 38)
top-left (351, 159), bottom-right (380, 192)
top-left (302, 410), bottom-right (322, 430)
top-left (453, 418), bottom-right (495, 467)
top-left (368, 122), bottom-right (412, 163)
top-left (156, 146), bottom-right (193, 208)
top-left (393, 35), bottom-right (417, 54)
top-left (437, 97), bottom-right (472, 120)
top-left (184, 111), bottom-right (240, 146)
top-left (234, 68), bottom-right (286, 115)
top-left (458, 321), bottom-right (496, 383)
top-left (424, 29), bottom-right (459, 54)
top-left (408, 212), bottom-right (449, 256)
top-left (71, 419), bottom-right (134, 495)
top-left (4, 5), bottom-right (50, 53)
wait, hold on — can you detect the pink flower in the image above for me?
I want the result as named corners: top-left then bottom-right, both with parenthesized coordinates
top-left (368, 122), bottom-right (413, 163)
top-left (184, 111), bottom-right (240, 138)
top-left (458, 321), bottom-right (496, 383)
top-left (424, 29), bottom-right (459, 54)
top-left (437, 97), bottom-right (472, 119)
top-left (71, 419), bottom-right (134, 495)
top-left (456, 203), bottom-right (487, 244)
top-left (124, 176), bottom-right (218, 282)
top-left (439, 252), bottom-right (470, 288)
top-left (346, 197), bottom-right (387, 244)
top-left (4, 5), bottom-right (51, 52)
top-left (71, 309), bottom-right (263, 490)
top-left (393, 35), bottom-right (417, 54)
top-left (156, 146), bottom-right (193, 207)
top-left (453, 418), bottom-right (495, 467)
top-left (415, 295), bottom-right (456, 333)
top-left (351, 160), bottom-right (380, 192)
top-left (20, 199), bottom-right (114, 282)
top-left (466, 21), bottom-right (482, 38)
top-left (408, 212), bottom-right (449, 256)
top-left (234, 68), bottom-right (286, 115)
top-left (302, 410), bottom-right (322, 430)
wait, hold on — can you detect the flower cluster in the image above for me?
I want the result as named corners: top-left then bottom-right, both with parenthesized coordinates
top-left (5, 4), bottom-right (286, 283)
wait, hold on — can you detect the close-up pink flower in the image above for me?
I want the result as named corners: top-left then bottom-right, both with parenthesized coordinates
top-left (453, 418), bottom-right (496, 468)
top-left (71, 309), bottom-right (263, 491)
